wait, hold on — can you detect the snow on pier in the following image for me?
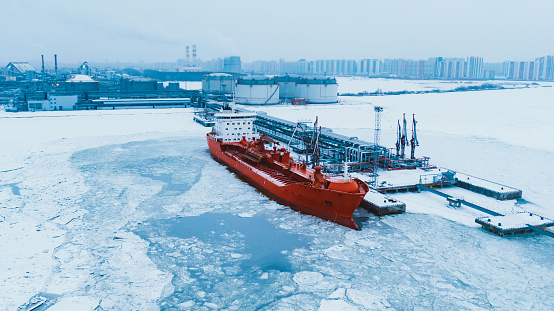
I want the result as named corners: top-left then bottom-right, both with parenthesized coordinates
top-left (360, 189), bottom-right (406, 216)
top-left (455, 172), bottom-right (522, 200)
top-left (350, 173), bottom-right (406, 216)
top-left (475, 212), bottom-right (554, 236)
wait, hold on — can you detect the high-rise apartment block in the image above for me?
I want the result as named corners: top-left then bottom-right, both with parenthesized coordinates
top-left (502, 56), bottom-right (554, 81)
top-left (212, 55), bottom-right (554, 81)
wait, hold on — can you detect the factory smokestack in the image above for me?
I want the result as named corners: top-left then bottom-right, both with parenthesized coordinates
top-left (41, 55), bottom-right (45, 80)
top-left (186, 46), bottom-right (190, 66)
top-left (54, 54), bottom-right (58, 80)
top-left (192, 45), bottom-right (197, 66)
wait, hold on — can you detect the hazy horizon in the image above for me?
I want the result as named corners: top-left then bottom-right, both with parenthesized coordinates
top-left (2, 0), bottom-right (554, 65)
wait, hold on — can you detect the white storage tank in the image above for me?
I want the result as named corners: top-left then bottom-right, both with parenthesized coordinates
top-left (235, 75), bottom-right (280, 105)
top-left (276, 74), bottom-right (300, 101)
top-left (202, 73), bottom-right (235, 94)
top-left (295, 76), bottom-right (338, 104)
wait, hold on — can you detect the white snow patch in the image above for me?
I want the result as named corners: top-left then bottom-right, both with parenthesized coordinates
top-left (204, 302), bottom-right (219, 309)
top-left (238, 211), bottom-right (255, 218)
top-left (328, 288), bottom-right (346, 299)
top-left (177, 300), bottom-right (195, 309)
top-left (48, 296), bottom-right (100, 311)
top-left (293, 271), bottom-right (333, 293)
top-left (346, 289), bottom-right (390, 309)
top-left (319, 299), bottom-right (359, 311)
top-left (293, 271), bottom-right (323, 286)
top-left (324, 245), bottom-right (350, 261)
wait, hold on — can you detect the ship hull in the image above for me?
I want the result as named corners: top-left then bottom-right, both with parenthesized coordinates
top-left (208, 134), bottom-right (365, 230)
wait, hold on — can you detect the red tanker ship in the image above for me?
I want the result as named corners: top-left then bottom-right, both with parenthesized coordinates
top-left (206, 109), bottom-right (369, 230)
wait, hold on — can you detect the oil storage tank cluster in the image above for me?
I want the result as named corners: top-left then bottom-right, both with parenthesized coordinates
top-left (295, 76), bottom-right (338, 104)
top-left (275, 74), bottom-right (300, 101)
top-left (235, 75), bottom-right (280, 105)
top-left (202, 73), bottom-right (235, 94)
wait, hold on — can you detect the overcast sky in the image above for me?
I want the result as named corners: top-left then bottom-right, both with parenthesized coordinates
top-left (2, 0), bottom-right (554, 65)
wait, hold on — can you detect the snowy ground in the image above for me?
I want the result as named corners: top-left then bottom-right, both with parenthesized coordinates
top-left (336, 76), bottom-right (554, 94)
top-left (1, 79), bottom-right (553, 310)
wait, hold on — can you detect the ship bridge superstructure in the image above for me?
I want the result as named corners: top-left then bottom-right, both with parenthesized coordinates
top-left (213, 110), bottom-right (259, 143)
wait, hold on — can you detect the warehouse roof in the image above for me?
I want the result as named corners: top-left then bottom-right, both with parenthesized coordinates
top-left (66, 74), bottom-right (96, 82)
top-left (6, 62), bottom-right (36, 73)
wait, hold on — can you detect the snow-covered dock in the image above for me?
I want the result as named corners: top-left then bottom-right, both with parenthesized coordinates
top-left (350, 173), bottom-right (406, 216)
top-left (475, 212), bottom-right (554, 236)
top-left (374, 168), bottom-right (455, 194)
top-left (193, 116), bottom-right (215, 127)
top-left (455, 172), bottom-right (522, 200)
top-left (360, 189), bottom-right (406, 216)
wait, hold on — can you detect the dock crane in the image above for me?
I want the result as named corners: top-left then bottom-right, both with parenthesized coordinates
top-left (410, 114), bottom-right (419, 159)
top-left (395, 120), bottom-right (401, 157)
top-left (400, 113), bottom-right (408, 158)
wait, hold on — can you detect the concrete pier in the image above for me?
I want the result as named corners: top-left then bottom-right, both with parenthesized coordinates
top-left (455, 172), bottom-right (522, 200)
top-left (360, 189), bottom-right (406, 216)
top-left (475, 212), bottom-right (554, 236)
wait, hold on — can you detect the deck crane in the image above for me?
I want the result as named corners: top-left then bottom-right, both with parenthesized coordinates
top-left (289, 117), bottom-right (322, 168)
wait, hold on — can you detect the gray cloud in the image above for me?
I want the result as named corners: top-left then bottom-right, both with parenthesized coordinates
top-left (1, 0), bottom-right (553, 64)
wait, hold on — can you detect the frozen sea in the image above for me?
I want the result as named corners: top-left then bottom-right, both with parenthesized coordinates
top-left (1, 78), bottom-right (553, 310)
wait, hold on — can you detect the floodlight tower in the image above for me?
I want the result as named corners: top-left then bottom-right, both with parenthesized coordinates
top-left (374, 106), bottom-right (383, 147)
top-left (373, 106), bottom-right (383, 185)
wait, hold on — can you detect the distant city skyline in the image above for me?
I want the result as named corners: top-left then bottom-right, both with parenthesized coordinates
top-left (2, 0), bottom-right (554, 65)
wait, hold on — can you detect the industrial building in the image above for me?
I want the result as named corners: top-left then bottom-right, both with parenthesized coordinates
top-left (91, 98), bottom-right (191, 109)
top-left (235, 76), bottom-right (279, 105)
top-left (223, 56), bottom-right (242, 73)
top-left (202, 73), bottom-right (235, 94)
top-left (28, 95), bottom-right (79, 111)
top-left (120, 77), bottom-right (158, 91)
top-left (4, 62), bottom-right (37, 81)
top-left (295, 76), bottom-right (338, 104)
top-left (65, 74), bottom-right (99, 92)
top-left (77, 62), bottom-right (93, 76)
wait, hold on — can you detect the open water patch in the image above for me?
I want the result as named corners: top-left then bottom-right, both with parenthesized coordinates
top-left (9, 184), bottom-right (20, 195)
top-left (134, 212), bottom-right (310, 309)
top-left (171, 213), bottom-right (307, 271)
top-left (136, 212), bottom-right (308, 273)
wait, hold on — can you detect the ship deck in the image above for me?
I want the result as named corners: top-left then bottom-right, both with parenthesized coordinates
top-left (255, 164), bottom-right (301, 186)
top-left (225, 149), bottom-right (309, 187)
